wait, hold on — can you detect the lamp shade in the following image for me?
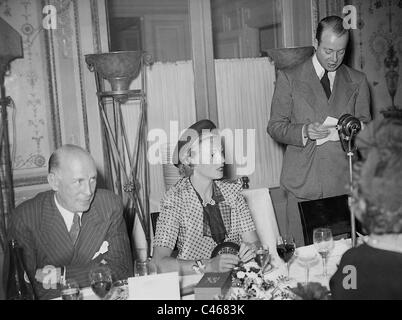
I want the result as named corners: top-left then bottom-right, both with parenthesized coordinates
top-left (85, 51), bottom-right (144, 92)
top-left (266, 46), bottom-right (314, 70)
top-left (0, 17), bottom-right (23, 80)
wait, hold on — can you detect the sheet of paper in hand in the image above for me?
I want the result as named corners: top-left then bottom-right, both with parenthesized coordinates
top-left (316, 116), bottom-right (339, 146)
top-left (128, 272), bottom-right (180, 300)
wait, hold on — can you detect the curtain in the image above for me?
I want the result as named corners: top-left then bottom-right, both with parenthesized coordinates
top-left (124, 61), bottom-right (196, 213)
top-left (215, 57), bottom-right (283, 189)
top-left (312, 0), bottom-right (347, 40)
top-left (124, 58), bottom-right (282, 212)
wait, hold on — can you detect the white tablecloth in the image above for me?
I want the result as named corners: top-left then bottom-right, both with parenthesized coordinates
top-left (60, 239), bottom-right (354, 300)
top-left (181, 238), bottom-right (354, 300)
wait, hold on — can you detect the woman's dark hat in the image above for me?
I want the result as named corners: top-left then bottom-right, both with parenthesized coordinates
top-left (172, 119), bottom-right (217, 167)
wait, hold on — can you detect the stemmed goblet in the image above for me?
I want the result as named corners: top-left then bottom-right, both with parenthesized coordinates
top-left (313, 228), bottom-right (334, 278)
top-left (254, 245), bottom-right (270, 273)
top-left (89, 265), bottom-right (113, 300)
top-left (294, 249), bottom-right (319, 284)
top-left (276, 235), bottom-right (296, 280)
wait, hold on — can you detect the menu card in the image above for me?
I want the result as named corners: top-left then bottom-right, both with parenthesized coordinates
top-left (128, 272), bottom-right (180, 300)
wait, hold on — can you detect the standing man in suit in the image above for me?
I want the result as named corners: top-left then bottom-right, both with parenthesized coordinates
top-left (8, 144), bottom-right (132, 299)
top-left (267, 16), bottom-right (371, 246)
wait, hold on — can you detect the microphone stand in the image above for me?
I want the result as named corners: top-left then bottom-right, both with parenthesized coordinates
top-left (347, 130), bottom-right (357, 247)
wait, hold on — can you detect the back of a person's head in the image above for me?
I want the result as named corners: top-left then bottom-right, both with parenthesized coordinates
top-left (316, 15), bottom-right (348, 44)
top-left (352, 118), bottom-right (402, 234)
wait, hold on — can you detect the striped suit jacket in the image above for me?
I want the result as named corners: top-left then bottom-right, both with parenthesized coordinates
top-left (8, 189), bottom-right (133, 300)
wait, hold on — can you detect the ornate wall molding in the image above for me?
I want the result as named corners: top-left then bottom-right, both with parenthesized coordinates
top-left (1, 0), bottom-right (62, 187)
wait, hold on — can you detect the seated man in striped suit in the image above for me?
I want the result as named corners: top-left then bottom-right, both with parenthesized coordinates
top-left (8, 144), bottom-right (132, 299)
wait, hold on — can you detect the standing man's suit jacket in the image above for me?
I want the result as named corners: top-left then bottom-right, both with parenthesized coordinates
top-left (8, 189), bottom-right (133, 300)
top-left (268, 58), bottom-right (371, 200)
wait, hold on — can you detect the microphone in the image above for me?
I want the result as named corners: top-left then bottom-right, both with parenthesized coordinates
top-left (337, 114), bottom-right (361, 137)
top-left (336, 114), bottom-right (362, 248)
top-left (336, 114), bottom-right (362, 152)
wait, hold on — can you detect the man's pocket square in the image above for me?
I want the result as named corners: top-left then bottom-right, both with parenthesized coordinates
top-left (92, 241), bottom-right (109, 260)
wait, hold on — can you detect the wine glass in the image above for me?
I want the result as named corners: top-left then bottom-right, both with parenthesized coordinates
top-left (254, 245), bottom-right (270, 273)
top-left (313, 228), bottom-right (334, 278)
top-left (294, 249), bottom-right (319, 284)
top-left (134, 258), bottom-right (157, 277)
top-left (61, 279), bottom-right (80, 300)
top-left (276, 235), bottom-right (296, 280)
top-left (89, 265), bottom-right (113, 300)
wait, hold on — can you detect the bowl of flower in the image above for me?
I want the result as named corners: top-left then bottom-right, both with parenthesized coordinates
top-left (222, 261), bottom-right (294, 300)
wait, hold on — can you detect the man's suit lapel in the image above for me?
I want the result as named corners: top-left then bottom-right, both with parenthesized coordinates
top-left (40, 195), bottom-right (75, 265)
top-left (73, 200), bottom-right (107, 265)
top-left (329, 65), bottom-right (359, 116)
top-left (301, 60), bottom-right (331, 118)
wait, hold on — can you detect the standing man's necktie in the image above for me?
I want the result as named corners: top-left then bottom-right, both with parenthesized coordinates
top-left (321, 70), bottom-right (331, 99)
top-left (69, 213), bottom-right (81, 244)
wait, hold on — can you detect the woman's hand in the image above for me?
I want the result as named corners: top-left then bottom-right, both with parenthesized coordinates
top-left (238, 242), bottom-right (256, 264)
top-left (205, 254), bottom-right (240, 273)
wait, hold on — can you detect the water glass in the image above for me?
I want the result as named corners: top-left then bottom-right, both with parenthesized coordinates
top-left (89, 265), bottom-right (113, 299)
top-left (313, 228), bottom-right (334, 278)
top-left (61, 279), bottom-right (80, 300)
top-left (294, 249), bottom-right (319, 284)
top-left (254, 245), bottom-right (270, 272)
top-left (134, 258), bottom-right (157, 277)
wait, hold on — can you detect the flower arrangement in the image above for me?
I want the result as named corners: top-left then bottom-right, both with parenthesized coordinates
top-left (222, 262), bottom-right (293, 300)
top-left (289, 282), bottom-right (331, 300)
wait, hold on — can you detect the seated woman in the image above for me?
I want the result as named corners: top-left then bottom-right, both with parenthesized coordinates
top-left (152, 119), bottom-right (260, 275)
top-left (330, 118), bottom-right (402, 300)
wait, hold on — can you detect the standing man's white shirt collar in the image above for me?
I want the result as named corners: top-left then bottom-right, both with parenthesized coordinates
top-left (312, 53), bottom-right (336, 91)
top-left (54, 195), bottom-right (82, 232)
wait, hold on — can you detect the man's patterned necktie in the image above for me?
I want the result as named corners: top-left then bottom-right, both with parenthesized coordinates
top-left (69, 213), bottom-right (81, 244)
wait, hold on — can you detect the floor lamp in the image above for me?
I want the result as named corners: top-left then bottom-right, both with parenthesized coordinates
top-left (0, 18), bottom-right (23, 252)
top-left (0, 18), bottom-right (23, 299)
top-left (85, 51), bottom-right (153, 259)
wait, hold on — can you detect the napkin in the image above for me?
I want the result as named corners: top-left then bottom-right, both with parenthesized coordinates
top-left (316, 116), bottom-right (339, 146)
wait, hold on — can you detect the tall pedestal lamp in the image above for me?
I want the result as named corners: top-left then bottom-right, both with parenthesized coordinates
top-left (0, 17), bottom-right (23, 299)
top-left (85, 51), bottom-right (153, 259)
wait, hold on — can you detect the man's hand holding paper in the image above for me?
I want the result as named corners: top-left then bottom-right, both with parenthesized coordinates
top-left (316, 116), bottom-right (339, 146)
top-left (306, 122), bottom-right (330, 140)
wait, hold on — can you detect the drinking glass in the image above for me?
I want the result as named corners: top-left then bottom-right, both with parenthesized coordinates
top-left (254, 245), bottom-right (270, 273)
top-left (89, 265), bottom-right (113, 299)
top-left (294, 249), bottom-right (319, 284)
top-left (61, 279), bottom-right (80, 300)
top-left (313, 228), bottom-right (334, 278)
top-left (276, 235), bottom-right (296, 280)
top-left (134, 258), bottom-right (157, 277)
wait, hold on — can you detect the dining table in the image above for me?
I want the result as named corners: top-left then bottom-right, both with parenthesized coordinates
top-left (59, 238), bottom-right (357, 300)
